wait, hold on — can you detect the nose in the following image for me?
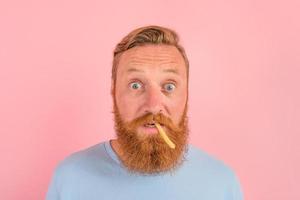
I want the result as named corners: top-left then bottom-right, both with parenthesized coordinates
top-left (143, 85), bottom-right (164, 115)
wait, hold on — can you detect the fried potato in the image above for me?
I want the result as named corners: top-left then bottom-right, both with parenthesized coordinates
top-left (154, 122), bottom-right (176, 149)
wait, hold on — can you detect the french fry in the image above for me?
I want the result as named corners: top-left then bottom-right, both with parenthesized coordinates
top-left (154, 122), bottom-right (176, 149)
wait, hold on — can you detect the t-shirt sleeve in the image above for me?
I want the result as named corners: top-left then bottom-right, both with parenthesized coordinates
top-left (45, 166), bottom-right (60, 200)
top-left (226, 171), bottom-right (244, 200)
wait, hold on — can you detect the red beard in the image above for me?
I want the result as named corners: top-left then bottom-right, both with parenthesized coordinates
top-left (112, 100), bottom-right (189, 175)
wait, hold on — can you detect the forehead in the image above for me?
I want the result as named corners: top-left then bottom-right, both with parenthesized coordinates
top-left (117, 45), bottom-right (186, 77)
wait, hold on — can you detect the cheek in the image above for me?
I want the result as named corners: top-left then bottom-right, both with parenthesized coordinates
top-left (168, 93), bottom-right (187, 123)
top-left (116, 91), bottom-right (141, 122)
top-left (169, 98), bottom-right (186, 113)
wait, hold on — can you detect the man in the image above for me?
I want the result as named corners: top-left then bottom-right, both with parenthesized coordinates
top-left (46, 25), bottom-right (243, 200)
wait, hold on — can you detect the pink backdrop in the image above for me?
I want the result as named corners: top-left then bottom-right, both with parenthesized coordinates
top-left (1, 0), bottom-right (299, 199)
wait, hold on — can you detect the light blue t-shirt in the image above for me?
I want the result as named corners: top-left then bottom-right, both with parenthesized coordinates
top-left (46, 140), bottom-right (243, 200)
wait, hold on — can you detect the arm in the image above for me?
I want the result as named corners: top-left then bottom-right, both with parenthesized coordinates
top-left (226, 172), bottom-right (244, 200)
top-left (45, 167), bottom-right (60, 200)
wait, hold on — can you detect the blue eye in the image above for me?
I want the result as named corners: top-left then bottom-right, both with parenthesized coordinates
top-left (164, 83), bottom-right (176, 92)
top-left (130, 82), bottom-right (142, 90)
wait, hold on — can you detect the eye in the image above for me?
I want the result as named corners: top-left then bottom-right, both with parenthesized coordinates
top-left (129, 82), bottom-right (142, 90)
top-left (164, 83), bottom-right (176, 92)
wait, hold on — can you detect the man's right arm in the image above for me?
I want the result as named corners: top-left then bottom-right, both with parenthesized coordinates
top-left (45, 167), bottom-right (60, 200)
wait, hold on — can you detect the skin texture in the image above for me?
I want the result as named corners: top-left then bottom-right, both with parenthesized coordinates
top-left (111, 44), bottom-right (189, 175)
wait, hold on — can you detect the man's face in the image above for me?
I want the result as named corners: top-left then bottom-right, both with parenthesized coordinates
top-left (112, 44), bottom-right (189, 175)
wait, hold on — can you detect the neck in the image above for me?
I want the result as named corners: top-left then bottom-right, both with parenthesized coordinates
top-left (110, 139), bottom-right (123, 159)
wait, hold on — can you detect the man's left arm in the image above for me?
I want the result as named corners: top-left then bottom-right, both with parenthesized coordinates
top-left (226, 172), bottom-right (244, 200)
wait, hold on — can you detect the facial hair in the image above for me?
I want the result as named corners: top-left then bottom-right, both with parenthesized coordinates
top-left (112, 100), bottom-right (189, 175)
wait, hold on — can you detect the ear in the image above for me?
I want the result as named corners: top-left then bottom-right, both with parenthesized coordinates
top-left (110, 79), bottom-right (114, 97)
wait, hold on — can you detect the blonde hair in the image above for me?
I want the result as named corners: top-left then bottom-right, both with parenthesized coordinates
top-left (111, 25), bottom-right (189, 93)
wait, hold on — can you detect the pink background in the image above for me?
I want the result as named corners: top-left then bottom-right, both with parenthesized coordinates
top-left (1, 0), bottom-right (299, 199)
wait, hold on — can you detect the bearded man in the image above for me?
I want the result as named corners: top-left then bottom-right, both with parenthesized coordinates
top-left (46, 25), bottom-right (243, 200)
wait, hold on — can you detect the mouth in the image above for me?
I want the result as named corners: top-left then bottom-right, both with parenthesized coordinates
top-left (144, 122), bottom-right (164, 128)
top-left (139, 122), bottom-right (164, 135)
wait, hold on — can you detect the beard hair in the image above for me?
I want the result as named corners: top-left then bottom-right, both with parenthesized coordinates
top-left (112, 98), bottom-right (189, 176)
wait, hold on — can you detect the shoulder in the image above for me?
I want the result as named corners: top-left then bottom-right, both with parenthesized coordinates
top-left (46, 142), bottom-right (111, 198)
top-left (186, 144), bottom-right (243, 199)
top-left (53, 142), bottom-right (108, 179)
top-left (187, 144), bottom-right (233, 171)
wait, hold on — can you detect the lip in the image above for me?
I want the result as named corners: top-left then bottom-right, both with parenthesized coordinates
top-left (139, 124), bottom-right (164, 135)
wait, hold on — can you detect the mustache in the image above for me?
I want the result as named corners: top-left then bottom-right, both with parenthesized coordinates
top-left (124, 112), bottom-right (181, 132)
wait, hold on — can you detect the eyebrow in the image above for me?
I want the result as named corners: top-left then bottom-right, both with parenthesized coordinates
top-left (126, 67), bottom-right (179, 75)
top-left (126, 68), bottom-right (143, 73)
top-left (163, 68), bottom-right (179, 75)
